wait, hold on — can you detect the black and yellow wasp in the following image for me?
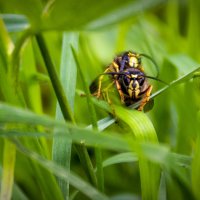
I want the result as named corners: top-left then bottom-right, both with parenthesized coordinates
top-left (90, 51), bottom-right (165, 111)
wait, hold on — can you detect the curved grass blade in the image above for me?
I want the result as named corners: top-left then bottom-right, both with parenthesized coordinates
top-left (102, 152), bottom-right (138, 168)
top-left (114, 106), bottom-right (159, 200)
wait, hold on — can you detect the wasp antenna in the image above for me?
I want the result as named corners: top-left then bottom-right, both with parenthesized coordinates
top-left (101, 72), bottom-right (168, 85)
top-left (139, 53), bottom-right (159, 78)
top-left (101, 72), bottom-right (127, 76)
top-left (144, 75), bottom-right (168, 85)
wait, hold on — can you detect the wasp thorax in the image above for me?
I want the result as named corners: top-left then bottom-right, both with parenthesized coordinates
top-left (128, 55), bottom-right (140, 68)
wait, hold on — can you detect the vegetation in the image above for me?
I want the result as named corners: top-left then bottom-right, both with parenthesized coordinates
top-left (0, 0), bottom-right (200, 199)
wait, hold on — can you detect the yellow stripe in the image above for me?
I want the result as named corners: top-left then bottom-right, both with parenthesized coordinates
top-left (134, 81), bottom-right (140, 98)
top-left (128, 80), bottom-right (133, 97)
top-left (112, 61), bottom-right (119, 72)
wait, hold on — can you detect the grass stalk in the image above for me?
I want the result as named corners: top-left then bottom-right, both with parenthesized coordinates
top-left (35, 34), bottom-right (75, 124)
top-left (72, 47), bottom-right (104, 191)
top-left (35, 34), bottom-right (97, 187)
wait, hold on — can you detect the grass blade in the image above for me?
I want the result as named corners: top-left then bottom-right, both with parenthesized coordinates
top-left (103, 152), bottom-right (138, 168)
top-left (192, 136), bottom-right (200, 199)
top-left (85, 0), bottom-right (167, 30)
top-left (72, 46), bottom-right (104, 191)
top-left (35, 33), bottom-right (75, 123)
top-left (115, 106), bottom-right (160, 200)
top-left (1, 14), bottom-right (29, 32)
top-left (0, 19), bottom-right (17, 200)
top-left (0, 140), bottom-right (16, 200)
top-left (52, 32), bottom-right (78, 199)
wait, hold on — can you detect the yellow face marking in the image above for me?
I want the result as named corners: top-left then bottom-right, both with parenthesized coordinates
top-left (128, 80), bottom-right (140, 99)
top-left (128, 80), bottom-right (134, 97)
top-left (130, 74), bottom-right (137, 78)
top-left (134, 81), bottom-right (140, 98)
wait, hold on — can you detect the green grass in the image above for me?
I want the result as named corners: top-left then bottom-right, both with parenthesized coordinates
top-left (0, 0), bottom-right (200, 200)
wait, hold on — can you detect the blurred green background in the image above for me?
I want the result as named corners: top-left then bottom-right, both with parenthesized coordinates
top-left (0, 0), bottom-right (200, 200)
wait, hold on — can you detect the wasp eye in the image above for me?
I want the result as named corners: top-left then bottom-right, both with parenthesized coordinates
top-left (123, 76), bottom-right (130, 85)
top-left (138, 76), bottom-right (145, 85)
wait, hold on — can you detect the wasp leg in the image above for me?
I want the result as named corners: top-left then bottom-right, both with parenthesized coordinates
top-left (95, 80), bottom-right (115, 100)
top-left (101, 80), bottom-right (115, 103)
top-left (138, 85), bottom-right (153, 111)
top-left (96, 68), bottom-right (111, 98)
top-left (97, 74), bottom-right (104, 98)
top-left (115, 80), bottom-right (125, 103)
top-left (103, 89), bottom-right (116, 117)
top-left (97, 62), bottom-right (119, 98)
top-left (104, 80), bottom-right (115, 91)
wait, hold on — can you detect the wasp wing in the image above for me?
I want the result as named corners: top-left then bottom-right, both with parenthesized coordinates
top-left (144, 99), bottom-right (154, 112)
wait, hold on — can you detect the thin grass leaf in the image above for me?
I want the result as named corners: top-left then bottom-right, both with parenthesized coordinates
top-left (0, 103), bottom-right (65, 127)
top-left (20, 39), bottom-right (50, 159)
top-left (21, 40), bottom-right (43, 114)
top-left (52, 32), bottom-right (79, 199)
top-left (187, 0), bottom-right (200, 59)
top-left (87, 116), bottom-right (116, 131)
top-left (166, 54), bottom-right (200, 76)
top-left (102, 152), bottom-right (138, 168)
top-left (35, 33), bottom-right (75, 123)
top-left (85, 0), bottom-right (167, 30)
top-left (12, 183), bottom-right (29, 200)
top-left (60, 33), bottom-right (79, 111)
top-left (72, 46), bottom-right (104, 191)
top-left (0, 140), bottom-right (16, 200)
top-left (192, 136), bottom-right (200, 199)
top-left (158, 172), bottom-right (167, 200)
top-left (0, 14), bottom-right (29, 32)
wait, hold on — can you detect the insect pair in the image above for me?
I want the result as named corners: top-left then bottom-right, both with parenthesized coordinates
top-left (90, 51), bottom-right (165, 111)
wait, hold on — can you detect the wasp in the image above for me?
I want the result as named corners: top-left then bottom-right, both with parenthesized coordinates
top-left (90, 51), bottom-right (165, 111)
